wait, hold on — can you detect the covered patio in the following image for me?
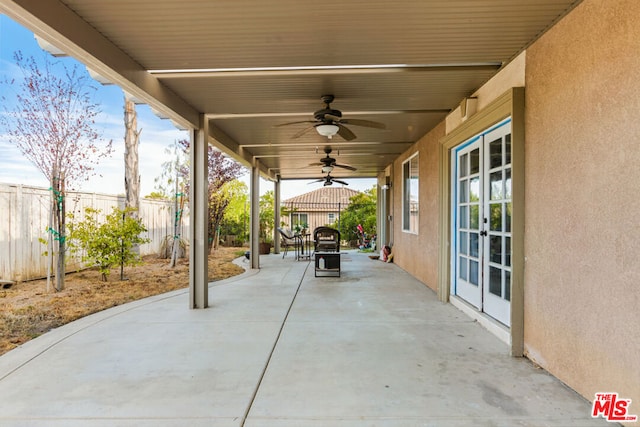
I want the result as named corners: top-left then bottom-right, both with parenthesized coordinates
top-left (0, 0), bottom-right (583, 307)
top-left (2, 0), bottom-right (638, 420)
top-left (0, 252), bottom-right (606, 426)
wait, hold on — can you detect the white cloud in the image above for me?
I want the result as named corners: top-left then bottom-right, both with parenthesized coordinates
top-left (0, 130), bottom-right (48, 187)
top-left (0, 107), bottom-right (187, 196)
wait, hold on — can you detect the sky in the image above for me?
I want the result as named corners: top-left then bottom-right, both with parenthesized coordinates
top-left (0, 15), bottom-right (376, 200)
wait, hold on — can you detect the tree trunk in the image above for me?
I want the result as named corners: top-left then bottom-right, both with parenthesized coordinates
top-left (169, 180), bottom-right (185, 268)
top-left (51, 170), bottom-right (65, 292)
top-left (208, 218), bottom-right (214, 254)
top-left (46, 187), bottom-right (53, 293)
top-left (169, 177), bottom-right (179, 268)
top-left (58, 172), bottom-right (65, 292)
top-left (124, 96), bottom-right (141, 254)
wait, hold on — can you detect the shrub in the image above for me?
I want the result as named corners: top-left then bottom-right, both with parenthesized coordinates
top-left (68, 207), bottom-right (150, 281)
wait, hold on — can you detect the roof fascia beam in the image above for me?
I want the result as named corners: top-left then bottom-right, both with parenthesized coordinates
top-left (150, 63), bottom-right (503, 79)
top-left (238, 141), bottom-right (413, 148)
top-left (209, 109), bottom-right (450, 120)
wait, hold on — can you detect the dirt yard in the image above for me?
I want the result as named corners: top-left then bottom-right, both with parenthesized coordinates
top-left (0, 247), bottom-right (247, 356)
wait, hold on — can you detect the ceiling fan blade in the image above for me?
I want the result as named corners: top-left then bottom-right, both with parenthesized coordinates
top-left (333, 163), bottom-right (357, 171)
top-left (337, 124), bottom-right (357, 141)
top-left (309, 178), bottom-right (324, 184)
top-left (274, 120), bottom-right (316, 127)
top-left (339, 118), bottom-right (386, 129)
top-left (308, 162), bottom-right (324, 167)
top-left (325, 113), bottom-right (341, 122)
top-left (332, 179), bottom-right (349, 186)
top-left (292, 125), bottom-right (316, 139)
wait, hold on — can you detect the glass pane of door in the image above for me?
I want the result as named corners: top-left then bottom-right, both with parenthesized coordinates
top-left (483, 121), bottom-right (512, 326)
top-left (453, 140), bottom-right (482, 309)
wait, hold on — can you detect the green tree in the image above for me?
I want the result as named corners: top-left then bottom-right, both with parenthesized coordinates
top-left (68, 207), bottom-right (150, 281)
top-left (259, 191), bottom-right (275, 243)
top-left (219, 180), bottom-right (249, 243)
top-left (335, 187), bottom-right (377, 243)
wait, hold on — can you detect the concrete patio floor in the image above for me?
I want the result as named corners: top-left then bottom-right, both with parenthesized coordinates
top-left (0, 251), bottom-right (610, 426)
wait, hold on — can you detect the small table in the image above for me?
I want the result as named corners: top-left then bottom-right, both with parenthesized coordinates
top-left (296, 233), bottom-right (311, 261)
top-left (315, 252), bottom-right (341, 277)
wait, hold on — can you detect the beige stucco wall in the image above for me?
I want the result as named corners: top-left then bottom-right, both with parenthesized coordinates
top-left (391, 121), bottom-right (444, 291)
top-left (388, 0), bottom-right (639, 411)
top-left (524, 0), bottom-right (640, 409)
top-left (446, 51), bottom-right (526, 133)
top-left (473, 52), bottom-right (526, 112)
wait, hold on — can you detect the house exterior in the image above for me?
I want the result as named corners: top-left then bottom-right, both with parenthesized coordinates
top-left (377, 0), bottom-right (639, 418)
top-left (281, 186), bottom-right (359, 235)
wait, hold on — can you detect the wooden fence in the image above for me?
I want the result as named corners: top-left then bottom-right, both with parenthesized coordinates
top-left (0, 183), bottom-right (188, 283)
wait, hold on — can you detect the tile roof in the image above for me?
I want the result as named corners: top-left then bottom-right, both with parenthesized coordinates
top-left (282, 187), bottom-right (360, 211)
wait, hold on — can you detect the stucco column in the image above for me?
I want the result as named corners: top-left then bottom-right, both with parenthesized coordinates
top-left (274, 178), bottom-right (281, 254)
top-left (189, 115), bottom-right (209, 309)
top-left (249, 160), bottom-right (260, 269)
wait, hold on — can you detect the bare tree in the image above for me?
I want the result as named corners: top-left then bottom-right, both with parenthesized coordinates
top-left (0, 52), bottom-right (113, 291)
top-left (169, 179), bottom-right (186, 268)
top-left (123, 95), bottom-right (141, 254)
top-left (155, 140), bottom-right (188, 267)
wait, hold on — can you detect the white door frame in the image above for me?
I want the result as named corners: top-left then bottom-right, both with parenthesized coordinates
top-left (438, 88), bottom-right (525, 356)
top-left (451, 118), bottom-right (512, 326)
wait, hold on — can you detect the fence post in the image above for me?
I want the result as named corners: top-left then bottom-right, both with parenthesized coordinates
top-left (14, 185), bottom-right (23, 283)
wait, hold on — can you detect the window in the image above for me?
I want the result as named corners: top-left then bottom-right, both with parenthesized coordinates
top-left (290, 213), bottom-right (308, 229)
top-left (327, 213), bottom-right (336, 223)
top-left (402, 153), bottom-right (419, 233)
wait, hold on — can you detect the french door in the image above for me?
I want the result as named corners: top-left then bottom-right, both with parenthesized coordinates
top-left (452, 119), bottom-right (512, 326)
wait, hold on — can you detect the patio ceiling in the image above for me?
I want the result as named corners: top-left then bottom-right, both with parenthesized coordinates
top-left (1, 0), bottom-right (581, 181)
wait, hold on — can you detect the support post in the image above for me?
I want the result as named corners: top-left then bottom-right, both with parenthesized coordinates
top-left (250, 161), bottom-right (260, 269)
top-left (189, 116), bottom-right (208, 308)
top-left (274, 177), bottom-right (281, 254)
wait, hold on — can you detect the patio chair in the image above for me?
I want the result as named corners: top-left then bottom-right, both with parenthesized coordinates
top-left (313, 226), bottom-right (340, 253)
top-left (277, 227), bottom-right (302, 259)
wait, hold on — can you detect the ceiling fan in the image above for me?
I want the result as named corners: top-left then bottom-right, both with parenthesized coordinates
top-left (309, 147), bottom-right (356, 172)
top-left (310, 173), bottom-right (349, 187)
top-left (277, 95), bottom-right (385, 141)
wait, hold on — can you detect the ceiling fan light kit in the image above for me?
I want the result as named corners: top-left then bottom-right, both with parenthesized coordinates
top-left (278, 95), bottom-right (386, 141)
top-left (308, 147), bottom-right (354, 186)
top-left (316, 123), bottom-right (339, 138)
top-left (310, 173), bottom-right (349, 187)
top-left (322, 165), bottom-right (334, 173)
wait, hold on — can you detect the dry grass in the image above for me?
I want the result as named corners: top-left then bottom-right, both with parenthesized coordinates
top-left (0, 247), bottom-right (246, 356)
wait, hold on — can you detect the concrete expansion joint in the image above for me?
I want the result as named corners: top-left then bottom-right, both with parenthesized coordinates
top-left (240, 261), bottom-right (311, 426)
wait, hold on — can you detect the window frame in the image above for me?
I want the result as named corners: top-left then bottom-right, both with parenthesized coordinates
top-left (290, 213), bottom-right (308, 228)
top-left (402, 153), bottom-right (419, 234)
